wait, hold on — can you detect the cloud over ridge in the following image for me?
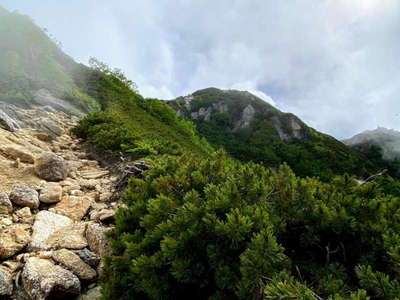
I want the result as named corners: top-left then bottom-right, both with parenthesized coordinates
top-left (0, 0), bottom-right (399, 138)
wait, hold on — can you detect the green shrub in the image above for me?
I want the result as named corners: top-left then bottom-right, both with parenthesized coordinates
top-left (101, 152), bottom-right (400, 299)
top-left (72, 110), bottom-right (136, 151)
top-left (101, 152), bottom-right (290, 299)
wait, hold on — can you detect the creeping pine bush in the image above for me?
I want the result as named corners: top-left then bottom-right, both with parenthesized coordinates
top-left (72, 110), bottom-right (136, 151)
top-left (101, 151), bottom-right (290, 299)
top-left (101, 151), bottom-right (400, 300)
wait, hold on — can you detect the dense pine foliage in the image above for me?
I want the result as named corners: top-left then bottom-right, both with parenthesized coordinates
top-left (101, 151), bottom-right (400, 299)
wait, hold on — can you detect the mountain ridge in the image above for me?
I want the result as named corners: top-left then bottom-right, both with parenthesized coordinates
top-left (0, 8), bottom-right (99, 114)
top-left (168, 87), bottom-right (377, 180)
top-left (343, 126), bottom-right (400, 176)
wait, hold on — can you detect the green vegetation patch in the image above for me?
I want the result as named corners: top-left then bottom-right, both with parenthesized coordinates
top-left (101, 151), bottom-right (400, 299)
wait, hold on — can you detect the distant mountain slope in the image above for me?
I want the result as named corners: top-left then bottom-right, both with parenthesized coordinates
top-left (0, 7), bottom-right (99, 114)
top-left (344, 127), bottom-right (400, 160)
top-left (169, 88), bottom-right (376, 180)
top-left (344, 127), bottom-right (400, 176)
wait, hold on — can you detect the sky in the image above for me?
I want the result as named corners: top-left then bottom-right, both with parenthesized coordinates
top-left (0, 0), bottom-right (399, 139)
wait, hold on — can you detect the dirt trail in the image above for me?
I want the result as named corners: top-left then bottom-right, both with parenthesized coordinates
top-left (0, 108), bottom-right (119, 299)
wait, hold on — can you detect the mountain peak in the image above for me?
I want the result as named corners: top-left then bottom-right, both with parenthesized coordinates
top-left (344, 127), bottom-right (400, 163)
top-left (344, 127), bottom-right (400, 146)
top-left (374, 126), bottom-right (400, 135)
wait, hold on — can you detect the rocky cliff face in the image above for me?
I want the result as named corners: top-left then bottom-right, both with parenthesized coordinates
top-left (168, 88), bottom-right (376, 180)
top-left (170, 88), bottom-right (309, 142)
top-left (0, 106), bottom-right (120, 299)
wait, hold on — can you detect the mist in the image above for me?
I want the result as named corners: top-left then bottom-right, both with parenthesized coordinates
top-left (0, 0), bottom-right (399, 139)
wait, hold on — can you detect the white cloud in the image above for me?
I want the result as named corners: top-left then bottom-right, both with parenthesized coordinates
top-left (230, 82), bottom-right (276, 106)
top-left (1, 0), bottom-right (400, 138)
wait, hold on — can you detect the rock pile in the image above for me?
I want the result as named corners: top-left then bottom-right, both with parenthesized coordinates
top-left (0, 108), bottom-right (118, 299)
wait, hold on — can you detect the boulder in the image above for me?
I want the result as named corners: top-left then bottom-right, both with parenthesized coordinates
top-left (29, 211), bottom-right (72, 251)
top-left (74, 248), bottom-right (100, 267)
top-left (34, 152), bottom-right (69, 181)
top-left (39, 182), bottom-right (62, 204)
top-left (86, 223), bottom-right (112, 257)
top-left (49, 195), bottom-right (93, 221)
top-left (0, 266), bottom-right (13, 296)
top-left (22, 257), bottom-right (80, 300)
top-left (46, 224), bottom-right (88, 250)
top-left (52, 249), bottom-right (97, 280)
top-left (0, 224), bottom-right (31, 259)
top-left (9, 185), bottom-right (39, 209)
top-left (0, 192), bottom-right (13, 214)
top-left (3, 146), bottom-right (35, 164)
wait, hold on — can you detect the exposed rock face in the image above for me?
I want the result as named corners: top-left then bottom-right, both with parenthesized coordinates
top-left (29, 211), bottom-right (73, 251)
top-left (0, 107), bottom-right (20, 132)
top-left (9, 185), bottom-right (40, 209)
top-left (271, 115), bottom-right (307, 141)
top-left (0, 224), bottom-right (31, 259)
top-left (0, 102), bottom-right (72, 137)
top-left (0, 266), bottom-right (13, 296)
top-left (35, 152), bottom-right (69, 181)
top-left (52, 249), bottom-right (97, 280)
top-left (191, 106), bottom-right (212, 121)
top-left (170, 89), bottom-right (311, 143)
top-left (39, 182), bottom-right (62, 204)
top-left (49, 195), bottom-right (93, 221)
top-left (289, 117), bottom-right (304, 139)
top-left (2, 146), bottom-right (35, 164)
top-left (22, 257), bottom-right (81, 300)
top-left (234, 104), bottom-right (255, 130)
top-left (0, 192), bottom-right (13, 214)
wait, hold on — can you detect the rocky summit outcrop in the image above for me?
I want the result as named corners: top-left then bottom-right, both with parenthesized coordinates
top-left (0, 106), bottom-right (119, 299)
top-left (169, 88), bottom-right (309, 141)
